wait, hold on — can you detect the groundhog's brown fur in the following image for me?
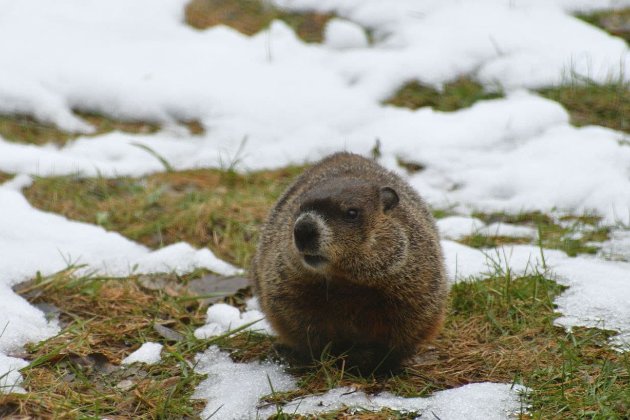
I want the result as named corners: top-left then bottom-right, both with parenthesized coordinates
top-left (251, 152), bottom-right (447, 373)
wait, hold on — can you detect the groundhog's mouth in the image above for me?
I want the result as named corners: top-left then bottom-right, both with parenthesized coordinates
top-left (302, 254), bottom-right (328, 267)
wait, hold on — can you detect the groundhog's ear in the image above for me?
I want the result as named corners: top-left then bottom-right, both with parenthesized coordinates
top-left (380, 187), bottom-right (399, 213)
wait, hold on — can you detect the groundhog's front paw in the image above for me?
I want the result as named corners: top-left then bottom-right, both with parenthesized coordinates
top-left (344, 346), bottom-right (404, 377)
top-left (272, 342), bottom-right (310, 365)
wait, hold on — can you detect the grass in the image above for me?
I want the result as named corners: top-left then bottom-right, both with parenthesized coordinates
top-left (23, 167), bottom-right (303, 268)
top-left (469, 211), bottom-right (611, 257)
top-left (384, 77), bottom-right (503, 112)
top-left (380, 49), bottom-right (627, 135)
top-left (576, 8), bottom-right (630, 44)
top-left (396, 157), bottom-right (426, 174)
top-left (8, 169), bottom-right (630, 418)
top-left (448, 272), bottom-right (629, 419)
top-left (538, 77), bottom-right (629, 133)
top-left (0, 112), bottom-right (157, 146)
top-left (185, 0), bottom-right (335, 43)
top-left (268, 408), bottom-right (419, 419)
top-left (1, 268), bottom-right (212, 418)
top-left (0, 172), bottom-right (13, 184)
top-left (458, 233), bottom-right (533, 249)
top-left (0, 112), bottom-right (204, 146)
top-left (5, 260), bottom-right (628, 418)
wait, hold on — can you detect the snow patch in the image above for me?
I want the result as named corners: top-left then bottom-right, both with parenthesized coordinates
top-left (599, 229), bottom-right (630, 262)
top-left (552, 256), bottom-right (630, 352)
top-left (0, 284), bottom-right (60, 354)
top-left (192, 346), bottom-right (297, 420)
top-left (260, 383), bottom-right (528, 420)
top-left (0, 353), bottom-right (29, 394)
top-left (121, 342), bottom-right (163, 365)
top-left (0, 183), bottom-right (240, 288)
top-left (192, 346), bottom-right (528, 420)
top-left (194, 298), bottom-right (275, 339)
top-left (437, 216), bottom-right (537, 240)
top-left (324, 18), bottom-right (369, 49)
top-left (437, 216), bottom-right (486, 240)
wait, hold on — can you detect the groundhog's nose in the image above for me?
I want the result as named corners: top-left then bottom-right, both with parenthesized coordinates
top-left (294, 216), bottom-right (319, 253)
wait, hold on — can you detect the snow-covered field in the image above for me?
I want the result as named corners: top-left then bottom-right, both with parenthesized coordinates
top-left (1, 0), bottom-right (629, 418)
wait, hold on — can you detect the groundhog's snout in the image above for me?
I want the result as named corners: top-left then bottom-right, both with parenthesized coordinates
top-left (293, 213), bottom-right (329, 267)
top-left (293, 214), bottom-right (319, 253)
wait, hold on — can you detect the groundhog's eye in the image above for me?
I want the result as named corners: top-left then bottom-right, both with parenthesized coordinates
top-left (345, 208), bottom-right (359, 220)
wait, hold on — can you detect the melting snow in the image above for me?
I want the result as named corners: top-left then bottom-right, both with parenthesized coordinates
top-left (260, 383), bottom-right (528, 420)
top-left (0, 176), bottom-right (240, 288)
top-left (0, 176), bottom-right (238, 392)
top-left (0, 353), bottom-right (30, 394)
top-left (192, 346), bottom-right (297, 420)
top-left (194, 298), bottom-right (275, 339)
top-left (437, 216), bottom-right (537, 240)
top-left (121, 342), bottom-right (164, 365)
top-left (599, 230), bottom-right (630, 262)
top-left (192, 346), bottom-right (528, 420)
top-left (323, 18), bottom-right (369, 49)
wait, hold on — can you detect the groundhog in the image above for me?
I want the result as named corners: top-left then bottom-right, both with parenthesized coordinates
top-left (251, 152), bottom-right (447, 374)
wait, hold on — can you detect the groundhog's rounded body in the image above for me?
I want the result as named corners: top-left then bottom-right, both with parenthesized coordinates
top-left (251, 152), bottom-right (447, 373)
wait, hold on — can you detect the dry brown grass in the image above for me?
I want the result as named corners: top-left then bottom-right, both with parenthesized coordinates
top-left (268, 408), bottom-right (418, 419)
top-left (17, 166), bottom-right (629, 417)
top-left (3, 254), bottom-right (628, 418)
top-left (0, 113), bottom-right (157, 146)
top-left (0, 172), bottom-right (13, 184)
top-left (0, 112), bottom-right (204, 146)
top-left (458, 234), bottom-right (533, 249)
top-left (384, 77), bottom-right (503, 112)
top-left (1, 269), bottom-right (213, 418)
top-left (471, 211), bottom-right (610, 257)
top-left (185, 0), bottom-right (334, 43)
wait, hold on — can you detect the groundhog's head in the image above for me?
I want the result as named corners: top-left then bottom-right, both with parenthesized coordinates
top-left (292, 178), bottom-right (410, 281)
